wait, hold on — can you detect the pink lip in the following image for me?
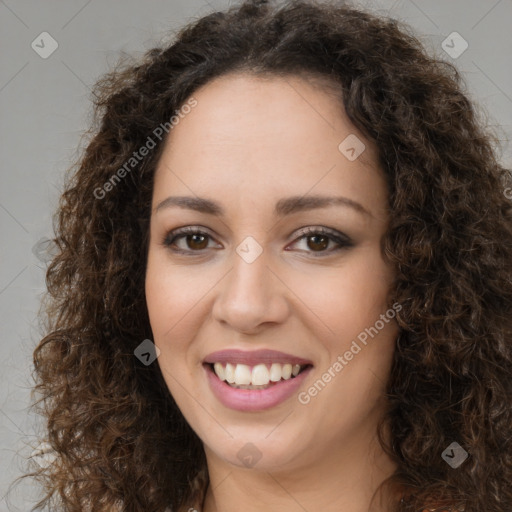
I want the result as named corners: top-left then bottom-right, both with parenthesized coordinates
top-left (203, 349), bottom-right (314, 411)
top-left (203, 349), bottom-right (313, 366)
top-left (204, 364), bottom-right (313, 411)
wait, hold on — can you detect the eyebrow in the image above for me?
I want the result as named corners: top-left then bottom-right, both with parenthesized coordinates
top-left (154, 195), bottom-right (372, 218)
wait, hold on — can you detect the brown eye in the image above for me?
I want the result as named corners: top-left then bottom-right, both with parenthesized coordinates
top-left (162, 227), bottom-right (217, 254)
top-left (288, 227), bottom-right (353, 256)
top-left (306, 234), bottom-right (330, 252)
top-left (185, 233), bottom-right (209, 250)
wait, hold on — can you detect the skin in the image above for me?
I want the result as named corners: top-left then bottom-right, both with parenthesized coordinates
top-left (145, 72), bottom-right (400, 512)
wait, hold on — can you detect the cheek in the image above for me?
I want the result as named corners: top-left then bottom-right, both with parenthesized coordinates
top-left (145, 251), bottom-right (212, 384)
top-left (145, 265), bottom-right (196, 402)
top-left (291, 248), bottom-right (394, 338)
top-left (145, 251), bottom-right (207, 335)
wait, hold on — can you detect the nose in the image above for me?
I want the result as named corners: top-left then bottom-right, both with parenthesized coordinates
top-left (211, 246), bottom-right (290, 334)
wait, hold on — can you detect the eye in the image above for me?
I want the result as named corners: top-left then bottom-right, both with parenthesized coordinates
top-left (161, 226), bottom-right (353, 256)
top-left (287, 226), bottom-right (353, 256)
top-left (162, 226), bottom-right (219, 254)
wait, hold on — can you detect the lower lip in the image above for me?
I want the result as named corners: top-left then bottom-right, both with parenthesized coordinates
top-left (204, 364), bottom-right (313, 412)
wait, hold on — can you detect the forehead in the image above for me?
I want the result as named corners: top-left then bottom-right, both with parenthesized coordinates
top-left (167, 72), bottom-right (355, 146)
top-left (151, 72), bottom-right (388, 218)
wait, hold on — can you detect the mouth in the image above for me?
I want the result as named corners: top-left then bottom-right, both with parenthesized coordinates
top-left (202, 349), bottom-right (314, 411)
top-left (204, 361), bottom-right (312, 390)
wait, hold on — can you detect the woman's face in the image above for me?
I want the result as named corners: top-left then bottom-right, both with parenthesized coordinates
top-left (145, 72), bottom-right (399, 473)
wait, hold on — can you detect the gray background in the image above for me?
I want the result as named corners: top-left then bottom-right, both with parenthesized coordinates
top-left (1, 0), bottom-right (511, 510)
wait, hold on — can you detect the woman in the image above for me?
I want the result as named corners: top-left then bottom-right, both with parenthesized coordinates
top-left (20, 0), bottom-right (512, 511)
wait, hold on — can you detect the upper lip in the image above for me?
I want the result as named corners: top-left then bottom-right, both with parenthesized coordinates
top-left (203, 349), bottom-right (313, 366)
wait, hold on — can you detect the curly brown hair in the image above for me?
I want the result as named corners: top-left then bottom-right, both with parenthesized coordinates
top-left (12, 0), bottom-right (512, 511)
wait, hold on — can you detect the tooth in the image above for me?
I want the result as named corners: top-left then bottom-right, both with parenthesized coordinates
top-left (225, 363), bottom-right (235, 383)
top-left (234, 364), bottom-right (252, 385)
top-left (282, 363), bottom-right (292, 380)
top-left (269, 363), bottom-right (282, 382)
top-left (218, 361), bottom-right (304, 386)
top-left (252, 364), bottom-right (270, 385)
top-left (213, 362), bottom-right (225, 381)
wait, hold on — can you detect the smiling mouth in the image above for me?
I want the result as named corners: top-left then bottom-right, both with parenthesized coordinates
top-left (205, 362), bottom-right (313, 390)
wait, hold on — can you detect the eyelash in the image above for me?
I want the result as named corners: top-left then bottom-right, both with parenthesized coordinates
top-left (161, 226), bottom-right (353, 257)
